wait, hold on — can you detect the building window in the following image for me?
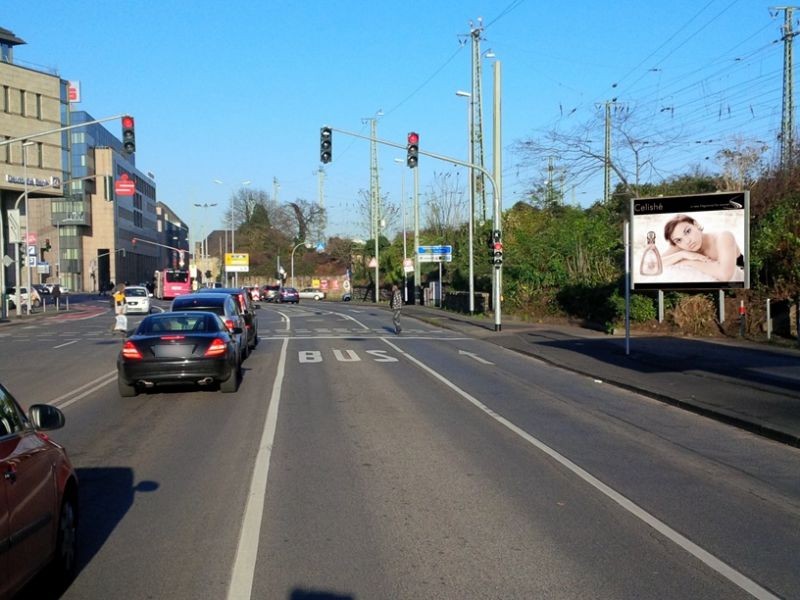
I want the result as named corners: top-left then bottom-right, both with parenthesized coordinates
top-left (35, 93), bottom-right (42, 119)
top-left (2, 86), bottom-right (8, 113)
top-left (19, 89), bottom-right (25, 116)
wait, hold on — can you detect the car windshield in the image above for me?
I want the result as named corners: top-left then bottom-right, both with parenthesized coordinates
top-left (125, 288), bottom-right (147, 297)
top-left (138, 314), bottom-right (219, 334)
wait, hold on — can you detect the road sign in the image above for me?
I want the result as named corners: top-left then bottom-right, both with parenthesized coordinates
top-left (27, 256), bottom-right (36, 266)
top-left (26, 232), bottom-right (37, 245)
top-left (417, 245), bottom-right (452, 263)
top-left (403, 258), bottom-right (414, 273)
top-left (224, 252), bottom-right (250, 272)
top-left (114, 173), bottom-right (136, 196)
top-left (418, 245), bottom-right (452, 255)
top-left (27, 245), bottom-right (37, 257)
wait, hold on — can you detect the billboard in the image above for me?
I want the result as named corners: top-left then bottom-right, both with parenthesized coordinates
top-left (630, 192), bottom-right (749, 290)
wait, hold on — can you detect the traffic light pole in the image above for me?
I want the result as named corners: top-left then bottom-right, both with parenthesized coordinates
top-left (329, 127), bottom-right (503, 330)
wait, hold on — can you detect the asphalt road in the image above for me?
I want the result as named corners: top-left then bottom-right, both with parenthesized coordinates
top-left (1, 297), bottom-right (798, 599)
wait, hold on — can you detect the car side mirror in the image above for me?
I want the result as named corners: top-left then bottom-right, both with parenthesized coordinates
top-left (28, 404), bottom-right (66, 431)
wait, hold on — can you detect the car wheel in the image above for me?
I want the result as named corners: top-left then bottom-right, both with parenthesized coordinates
top-left (118, 376), bottom-right (137, 397)
top-left (220, 367), bottom-right (239, 393)
top-left (33, 299), bottom-right (42, 307)
top-left (51, 492), bottom-right (78, 587)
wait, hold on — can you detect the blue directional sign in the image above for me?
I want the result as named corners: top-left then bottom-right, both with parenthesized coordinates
top-left (418, 245), bottom-right (452, 263)
top-left (418, 245), bottom-right (452, 255)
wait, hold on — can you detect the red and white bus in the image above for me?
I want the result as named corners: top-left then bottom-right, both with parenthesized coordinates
top-left (156, 268), bottom-right (192, 300)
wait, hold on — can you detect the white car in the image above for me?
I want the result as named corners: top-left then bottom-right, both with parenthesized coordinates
top-left (5, 286), bottom-right (41, 309)
top-left (123, 286), bottom-right (152, 314)
top-left (298, 287), bottom-right (326, 300)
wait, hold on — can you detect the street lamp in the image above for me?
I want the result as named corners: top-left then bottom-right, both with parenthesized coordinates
top-left (193, 202), bottom-right (217, 260)
top-left (290, 241), bottom-right (312, 288)
top-left (213, 179), bottom-right (251, 285)
top-left (20, 140), bottom-right (35, 315)
top-left (456, 90), bottom-right (475, 314)
top-left (393, 157), bottom-right (409, 302)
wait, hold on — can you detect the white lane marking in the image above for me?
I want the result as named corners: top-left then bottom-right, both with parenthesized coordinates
top-left (380, 338), bottom-right (780, 600)
top-left (458, 349), bottom-right (494, 364)
top-left (53, 340), bottom-right (79, 349)
top-left (227, 337), bottom-right (289, 600)
top-left (51, 370), bottom-right (117, 409)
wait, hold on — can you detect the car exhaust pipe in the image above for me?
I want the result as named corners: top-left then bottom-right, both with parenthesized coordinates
top-left (197, 377), bottom-right (214, 385)
top-left (139, 381), bottom-right (155, 388)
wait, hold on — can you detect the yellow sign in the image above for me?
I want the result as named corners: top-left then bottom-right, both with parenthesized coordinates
top-left (224, 253), bottom-right (250, 272)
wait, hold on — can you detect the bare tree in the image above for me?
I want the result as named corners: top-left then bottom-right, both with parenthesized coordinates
top-left (514, 105), bottom-right (681, 201)
top-left (424, 171), bottom-right (467, 235)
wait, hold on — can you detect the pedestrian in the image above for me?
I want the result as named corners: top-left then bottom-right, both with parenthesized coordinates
top-left (390, 284), bottom-right (403, 334)
top-left (111, 286), bottom-right (127, 335)
top-left (51, 284), bottom-right (62, 311)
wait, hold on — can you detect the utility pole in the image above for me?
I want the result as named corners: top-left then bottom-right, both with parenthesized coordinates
top-left (604, 100), bottom-right (612, 203)
top-left (273, 177), bottom-right (280, 203)
top-left (317, 167), bottom-right (326, 245)
top-left (470, 19), bottom-right (487, 223)
top-left (774, 6), bottom-right (799, 167)
top-left (362, 111), bottom-right (382, 302)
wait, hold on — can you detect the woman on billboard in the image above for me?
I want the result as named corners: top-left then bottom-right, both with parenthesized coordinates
top-left (661, 214), bottom-right (744, 282)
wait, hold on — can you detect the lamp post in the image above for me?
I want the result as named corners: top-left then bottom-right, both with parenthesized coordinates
top-left (456, 90), bottom-right (475, 314)
top-left (193, 202), bottom-right (217, 270)
top-left (392, 158), bottom-right (409, 302)
top-left (291, 241), bottom-right (312, 288)
top-left (213, 179), bottom-right (251, 286)
top-left (21, 141), bottom-right (35, 315)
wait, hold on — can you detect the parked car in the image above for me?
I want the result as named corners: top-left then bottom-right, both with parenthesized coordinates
top-left (0, 381), bottom-right (79, 598)
top-left (298, 287), bottom-right (326, 301)
top-left (5, 286), bottom-right (42, 309)
top-left (203, 288), bottom-right (259, 352)
top-left (341, 291), bottom-right (352, 302)
top-left (261, 284), bottom-right (280, 302)
top-left (32, 283), bottom-right (50, 296)
top-left (116, 311), bottom-right (242, 396)
top-left (278, 287), bottom-right (300, 303)
top-left (170, 293), bottom-right (248, 361)
top-left (123, 285), bottom-right (153, 314)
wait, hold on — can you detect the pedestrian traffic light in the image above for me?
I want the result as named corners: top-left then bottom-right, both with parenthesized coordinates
top-left (320, 127), bottom-right (332, 163)
top-left (491, 229), bottom-right (503, 266)
top-left (44, 238), bottom-right (51, 251)
top-left (406, 132), bottom-right (419, 168)
top-left (121, 115), bottom-right (136, 155)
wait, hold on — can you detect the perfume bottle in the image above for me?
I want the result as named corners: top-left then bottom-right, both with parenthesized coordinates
top-left (640, 231), bottom-right (662, 276)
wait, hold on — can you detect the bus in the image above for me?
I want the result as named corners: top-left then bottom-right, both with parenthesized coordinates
top-left (155, 268), bottom-right (192, 300)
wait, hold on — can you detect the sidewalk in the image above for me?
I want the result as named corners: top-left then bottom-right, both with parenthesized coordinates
top-left (402, 304), bottom-right (800, 448)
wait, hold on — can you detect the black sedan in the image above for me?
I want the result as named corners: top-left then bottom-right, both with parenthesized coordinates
top-left (116, 311), bottom-right (242, 397)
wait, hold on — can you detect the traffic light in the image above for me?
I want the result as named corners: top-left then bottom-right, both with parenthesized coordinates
top-left (44, 238), bottom-right (51, 251)
top-left (121, 115), bottom-right (136, 155)
top-left (320, 127), bottom-right (332, 163)
top-left (491, 229), bottom-right (503, 266)
top-left (406, 132), bottom-right (419, 168)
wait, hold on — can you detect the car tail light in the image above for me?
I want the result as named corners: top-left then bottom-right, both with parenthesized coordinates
top-left (224, 318), bottom-right (236, 331)
top-left (160, 335), bottom-right (185, 340)
top-left (122, 340), bottom-right (143, 360)
top-left (204, 338), bottom-right (227, 357)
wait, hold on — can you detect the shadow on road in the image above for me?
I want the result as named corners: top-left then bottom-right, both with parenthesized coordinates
top-left (16, 467), bottom-right (159, 599)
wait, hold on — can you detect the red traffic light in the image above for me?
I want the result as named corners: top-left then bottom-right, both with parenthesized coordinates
top-left (121, 115), bottom-right (136, 155)
top-left (407, 132), bottom-right (419, 145)
top-left (493, 242), bottom-right (503, 251)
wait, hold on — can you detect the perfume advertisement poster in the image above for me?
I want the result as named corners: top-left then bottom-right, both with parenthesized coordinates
top-left (630, 192), bottom-right (749, 290)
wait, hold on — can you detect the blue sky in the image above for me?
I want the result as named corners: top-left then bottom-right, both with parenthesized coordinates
top-left (6, 0), bottom-right (788, 244)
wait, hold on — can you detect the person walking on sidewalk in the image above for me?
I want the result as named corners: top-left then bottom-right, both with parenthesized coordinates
top-left (390, 284), bottom-right (403, 334)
